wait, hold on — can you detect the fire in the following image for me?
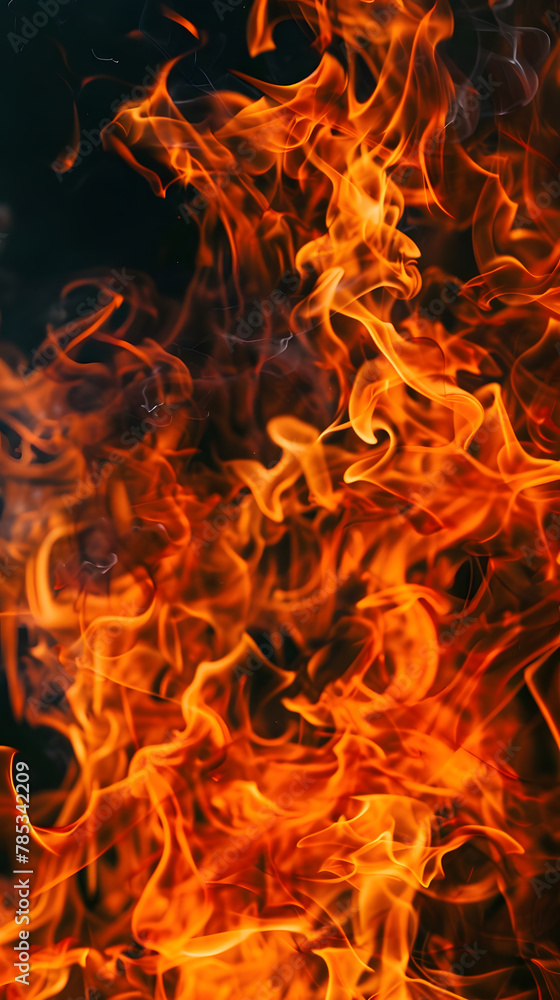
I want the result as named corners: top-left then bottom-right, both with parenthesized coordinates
top-left (1, 0), bottom-right (560, 998)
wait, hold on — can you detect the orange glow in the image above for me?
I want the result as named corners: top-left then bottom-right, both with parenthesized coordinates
top-left (1, 1), bottom-right (560, 999)
top-left (161, 5), bottom-right (200, 41)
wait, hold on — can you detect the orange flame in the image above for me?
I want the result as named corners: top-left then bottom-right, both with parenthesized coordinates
top-left (1, 1), bottom-right (560, 999)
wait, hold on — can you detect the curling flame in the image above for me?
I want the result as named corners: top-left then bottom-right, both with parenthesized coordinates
top-left (1, 1), bottom-right (560, 999)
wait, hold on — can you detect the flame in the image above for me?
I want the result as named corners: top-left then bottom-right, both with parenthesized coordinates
top-left (1, 1), bottom-right (560, 999)
top-left (161, 5), bottom-right (200, 41)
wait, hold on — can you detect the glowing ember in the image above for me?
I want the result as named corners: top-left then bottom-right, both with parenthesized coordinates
top-left (1, 1), bottom-right (560, 999)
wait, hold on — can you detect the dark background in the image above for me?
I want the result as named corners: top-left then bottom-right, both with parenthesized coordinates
top-left (0, 0), bottom-right (322, 360)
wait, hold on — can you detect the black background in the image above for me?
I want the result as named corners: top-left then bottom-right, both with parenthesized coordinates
top-left (0, 0), bottom-right (320, 359)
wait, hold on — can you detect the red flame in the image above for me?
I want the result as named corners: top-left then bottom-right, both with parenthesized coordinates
top-left (1, 1), bottom-right (560, 998)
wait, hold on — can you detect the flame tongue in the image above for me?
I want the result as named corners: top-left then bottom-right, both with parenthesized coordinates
top-left (2, 1), bottom-right (560, 998)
